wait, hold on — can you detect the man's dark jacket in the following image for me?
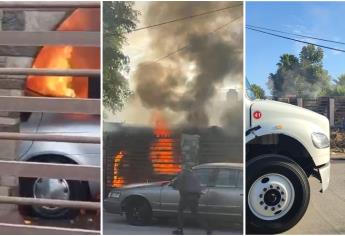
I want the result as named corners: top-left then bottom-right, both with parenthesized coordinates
top-left (172, 169), bottom-right (202, 194)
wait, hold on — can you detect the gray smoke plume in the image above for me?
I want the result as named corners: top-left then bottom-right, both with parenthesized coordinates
top-left (267, 68), bottom-right (328, 98)
top-left (134, 1), bottom-right (243, 127)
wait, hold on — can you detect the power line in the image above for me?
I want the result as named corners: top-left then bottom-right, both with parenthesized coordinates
top-left (155, 45), bottom-right (189, 62)
top-left (155, 15), bottom-right (243, 62)
top-left (247, 24), bottom-right (345, 46)
top-left (133, 3), bottom-right (243, 32)
top-left (246, 26), bottom-right (345, 53)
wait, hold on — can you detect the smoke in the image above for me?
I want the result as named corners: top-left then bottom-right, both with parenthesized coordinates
top-left (220, 99), bottom-right (243, 138)
top-left (132, 1), bottom-right (243, 128)
top-left (268, 68), bottom-right (327, 98)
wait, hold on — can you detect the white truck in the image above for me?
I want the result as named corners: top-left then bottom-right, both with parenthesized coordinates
top-left (245, 80), bottom-right (331, 234)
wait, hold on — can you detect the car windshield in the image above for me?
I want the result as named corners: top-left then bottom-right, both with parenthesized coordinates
top-left (246, 79), bottom-right (257, 100)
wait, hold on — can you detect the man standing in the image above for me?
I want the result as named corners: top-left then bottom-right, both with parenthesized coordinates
top-left (171, 162), bottom-right (211, 235)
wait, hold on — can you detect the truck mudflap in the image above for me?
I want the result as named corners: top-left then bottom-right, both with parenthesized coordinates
top-left (318, 162), bottom-right (330, 192)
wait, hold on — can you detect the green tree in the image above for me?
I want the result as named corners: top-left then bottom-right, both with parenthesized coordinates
top-left (103, 1), bottom-right (139, 113)
top-left (299, 44), bottom-right (323, 66)
top-left (268, 54), bottom-right (300, 97)
top-left (251, 84), bottom-right (266, 99)
top-left (330, 74), bottom-right (345, 96)
top-left (268, 45), bottom-right (331, 98)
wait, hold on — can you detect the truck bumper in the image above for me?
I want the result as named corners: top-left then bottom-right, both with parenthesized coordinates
top-left (318, 161), bottom-right (330, 192)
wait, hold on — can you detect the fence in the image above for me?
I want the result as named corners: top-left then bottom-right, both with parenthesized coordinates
top-left (0, 1), bottom-right (100, 234)
top-left (277, 97), bottom-right (345, 128)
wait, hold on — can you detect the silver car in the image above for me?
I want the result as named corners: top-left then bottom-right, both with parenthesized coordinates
top-left (104, 163), bottom-right (243, 226)
top-left (18, 112), bottom-right (100, 219)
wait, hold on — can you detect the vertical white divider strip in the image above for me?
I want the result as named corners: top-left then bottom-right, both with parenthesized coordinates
top-left (100, 1), bottom-right (104, 234)
top-left (242, 1), bottom-right (246, 235)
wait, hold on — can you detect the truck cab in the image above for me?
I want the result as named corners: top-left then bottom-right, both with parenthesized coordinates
top-left (245, 79), bottom-right (330, 234)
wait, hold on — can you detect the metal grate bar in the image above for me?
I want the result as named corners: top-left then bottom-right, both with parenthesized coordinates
top-left (0, 68), bottom-right (99, 76)
top-left (0, 96), bottom-right (100, 114)
top-left (0, 222), bottom-right (100, 235)
top-left (0, 196), bottom-right (99, 210)
top-left (0, 31), bottom-right (99, 47)
top-left (0, 1), bottom-right (100, 9)
top-left (0, 160), bottom-right (100, 181)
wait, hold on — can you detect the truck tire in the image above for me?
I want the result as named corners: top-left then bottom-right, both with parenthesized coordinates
top-left (125, 199), bottom-right (152, 226)
top-left (246, 154), bottom-right (310, 234)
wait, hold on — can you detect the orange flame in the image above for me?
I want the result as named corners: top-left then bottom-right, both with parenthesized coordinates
top-left (112, 151), bottom-right (125, 188)
top-left (26, 8), bottom-right (100, 98)
top-left (112, 114), bottom-right (181, 187)
top-left (149, 112), bottom-right (181, 174)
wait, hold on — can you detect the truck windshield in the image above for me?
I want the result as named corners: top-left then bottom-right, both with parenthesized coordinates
top-left (246, 79), bottom-right (256, 100)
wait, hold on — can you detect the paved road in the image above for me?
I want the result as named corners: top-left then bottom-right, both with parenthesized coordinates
top-left (103, 212), bottom-right (242, 235)
top-left (286, 159), bottom-right (345, 234)
top-left (0, 208), bottom-right (99, 233)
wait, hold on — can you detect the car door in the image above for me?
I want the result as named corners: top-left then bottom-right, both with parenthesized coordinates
top-left (205, 168), bottom-right (243, 221)
top-left (159, 180), bottom-right (180, 213)
top-left (193, 168), bottom-right (216, 214)
top-left (18, 112), bottom-right (42, 159)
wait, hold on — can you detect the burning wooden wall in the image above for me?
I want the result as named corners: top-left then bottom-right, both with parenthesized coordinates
top-left (103, 122), bottom-right (242, 194)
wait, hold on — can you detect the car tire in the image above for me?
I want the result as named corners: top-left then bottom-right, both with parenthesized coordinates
top-left (18, 158), bottom-right (89, 219)
top-left (246, 154), bottom-right (310, 234)
top-left (125, 199), bottom-right (152, 226)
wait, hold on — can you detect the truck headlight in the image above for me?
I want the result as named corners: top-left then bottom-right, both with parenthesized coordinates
top-left (108, 191), bottom-right (121, 199)
top-left (311, 132), bottom-right (329, 148)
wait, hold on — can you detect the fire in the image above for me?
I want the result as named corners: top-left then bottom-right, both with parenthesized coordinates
top-left (149, 112), bottom-right (181, 174)
top-left (112, 151), bottom-right (125, 188)
top-left (111, 114), bottom-right (181, 187)
top-left (26, 8), bottom-right (100, 98)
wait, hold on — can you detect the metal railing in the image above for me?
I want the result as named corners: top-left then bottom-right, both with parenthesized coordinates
top-left (0, 32), bottom-right (100, 47)
top-left (0, 2), bottom-right (100, 234)
top-left (0, 68), bottom-right (99, 76)
top-left (0, 1), bottom-right (100, 9)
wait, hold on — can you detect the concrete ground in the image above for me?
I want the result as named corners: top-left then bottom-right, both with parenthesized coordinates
top-left (103, 212), bottom-right (243, 235)
top-left (0, 208), bottom-right (99, 233)
top-left (285, 159), bottom-right (345, 234)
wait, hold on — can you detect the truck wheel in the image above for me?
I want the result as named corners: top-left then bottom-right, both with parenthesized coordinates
top-left (125, 199), bottom-right (152, 226)
top-left (246, 154), bottom-right (310, 234)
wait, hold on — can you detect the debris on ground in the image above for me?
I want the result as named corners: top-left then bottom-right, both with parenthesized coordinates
top-left (331, 129), bottom-right (345, 153)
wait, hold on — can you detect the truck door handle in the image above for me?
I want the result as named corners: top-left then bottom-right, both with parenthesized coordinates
top-left (240, 194), bottom-right (243, 196)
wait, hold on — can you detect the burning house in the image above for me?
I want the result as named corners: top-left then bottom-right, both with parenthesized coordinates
top-left (103, 116), bottom-right (242, 194)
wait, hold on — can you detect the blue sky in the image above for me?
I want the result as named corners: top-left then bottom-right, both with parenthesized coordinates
top-left (246, 1), bottom-right (345, 95)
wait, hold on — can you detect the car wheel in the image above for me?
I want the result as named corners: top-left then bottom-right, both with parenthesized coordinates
top-left (246, 154), bottom-right (310, 234)
top-left (125, 199), bottom-right (152, 226)
top-left (19, 159), bottom-right (88, 219)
